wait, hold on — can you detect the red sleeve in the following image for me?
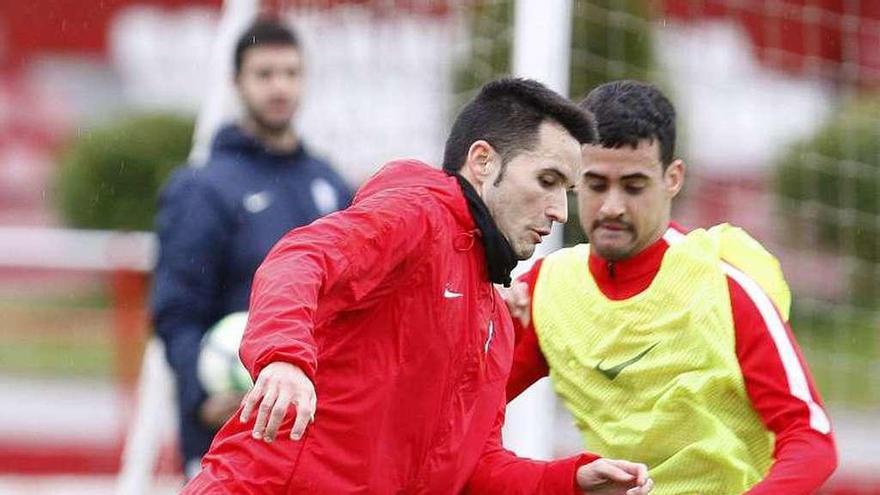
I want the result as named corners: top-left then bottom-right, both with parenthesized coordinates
top-left (465, 397), bottom-right (599, 494)
top-left (240, 189), bottom-right (435, 381)
top-left (506, 259), bottom-right (550, 402)
top-left (726, 272), bottom-right (838, 494)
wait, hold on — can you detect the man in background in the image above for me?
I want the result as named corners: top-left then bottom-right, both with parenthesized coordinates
top-left (505, 80), bottom-right (837, 494)
top-left (151, 18), bottom-right (352, 478)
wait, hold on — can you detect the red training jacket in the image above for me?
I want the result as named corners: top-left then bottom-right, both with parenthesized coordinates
top-left (507, 223), bottom-right (838, 495)
top-left (183, 160), bottom-right (596, 494)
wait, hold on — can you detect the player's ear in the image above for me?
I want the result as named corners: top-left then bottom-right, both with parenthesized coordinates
top-left (463, 140), bottom-right (498, 187)
top-left (664, 159), bottom-right (685, 199)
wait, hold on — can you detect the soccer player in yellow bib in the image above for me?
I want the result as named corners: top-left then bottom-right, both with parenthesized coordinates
top-left (504, 80), bottom-right (837, 494)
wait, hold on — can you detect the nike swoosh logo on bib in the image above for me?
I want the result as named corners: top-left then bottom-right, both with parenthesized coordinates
top-left (595, 342), bottom-right (659, 380)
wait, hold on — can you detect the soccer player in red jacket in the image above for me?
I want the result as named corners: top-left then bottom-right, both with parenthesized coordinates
top-left (182, 78), bottom-right (654, 494)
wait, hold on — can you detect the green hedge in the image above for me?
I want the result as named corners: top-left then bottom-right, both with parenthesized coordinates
top-left (775, 97), bottom-right (880, 308)
top-left (56, 113), bottom-right (194, 231)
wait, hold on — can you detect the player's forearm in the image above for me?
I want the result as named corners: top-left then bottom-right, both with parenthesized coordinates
top-left (240, 249), bottom-right (329, 380)
top-left (240, 231), bottom-right (347, 379)
top-left (466, 451), bottom-right (598, 495)
top-left (745, 430), bottom-right (837, 494)
top-left (465, 400), bottom-right (598, 495)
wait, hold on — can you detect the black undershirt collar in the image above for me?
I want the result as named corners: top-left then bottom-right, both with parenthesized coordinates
top-left (448, 172), bottom-right (518, 287)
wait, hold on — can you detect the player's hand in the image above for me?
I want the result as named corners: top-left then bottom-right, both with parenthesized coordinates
top-left (576, 458), bottom-right (653, 494)
top-left (199, 392), bottom-right (245, 428)
top-left (497, 280), bottom-right (531, 326)
top-left (239, 361), bottom-right (316, 443)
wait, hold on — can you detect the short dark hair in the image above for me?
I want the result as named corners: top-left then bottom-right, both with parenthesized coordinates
top-left (442, 78), bottom-right (597, 177)
top-left (579, 80), bottom-right (676, 167)
top-left (234, 19), bottom-right (300, 75)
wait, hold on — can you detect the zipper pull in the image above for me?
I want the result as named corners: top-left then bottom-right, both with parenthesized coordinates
top-left (484, 320), bottom-right (495, 355)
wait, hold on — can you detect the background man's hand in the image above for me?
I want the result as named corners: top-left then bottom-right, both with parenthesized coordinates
top-left (576, 459), bottom-right (653, 494)
top-left (497, 280), bottom-right (531, 326)
top-left (239, 361), bottom-right (316, 443)
top-left (199, 392), bottom-right (245, 428)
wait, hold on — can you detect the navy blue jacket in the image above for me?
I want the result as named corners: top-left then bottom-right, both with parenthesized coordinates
top-left (150, 124), bottom-right (352, 472)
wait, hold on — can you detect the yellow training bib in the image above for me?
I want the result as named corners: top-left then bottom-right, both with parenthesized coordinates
top-left (533, 227), bottom-right (779, 495)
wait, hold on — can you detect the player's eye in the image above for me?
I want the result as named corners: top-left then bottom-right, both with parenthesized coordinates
top-left (625, 185), bottom-right (645, 194)
top-left (538, 174), bottom-right (558, 188)
top-left (623, 180), bottom-right (647, 194)
top-left (587, 181), bottom-right (607, 192)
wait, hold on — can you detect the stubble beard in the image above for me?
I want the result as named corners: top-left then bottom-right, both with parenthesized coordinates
top-left (590, 229), bottom-right (637, 262)
top-left (513, 240), bottom-right (535, 261)
top-left (250, 109), bottom-right (291, 136)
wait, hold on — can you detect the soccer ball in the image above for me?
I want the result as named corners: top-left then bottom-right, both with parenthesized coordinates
top-left (197, 312), bottom-right (254, 395)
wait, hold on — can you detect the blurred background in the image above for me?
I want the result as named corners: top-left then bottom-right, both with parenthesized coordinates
top-left (0, 0), bottom-right (877, 493)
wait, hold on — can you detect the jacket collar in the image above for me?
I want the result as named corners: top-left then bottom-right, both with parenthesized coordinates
top-left (588, 223), bottom-right (683, 300)
top-left (448, 172), bottom-right (518, 287)
top-left (211, 124), bottom-right (308, 163)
